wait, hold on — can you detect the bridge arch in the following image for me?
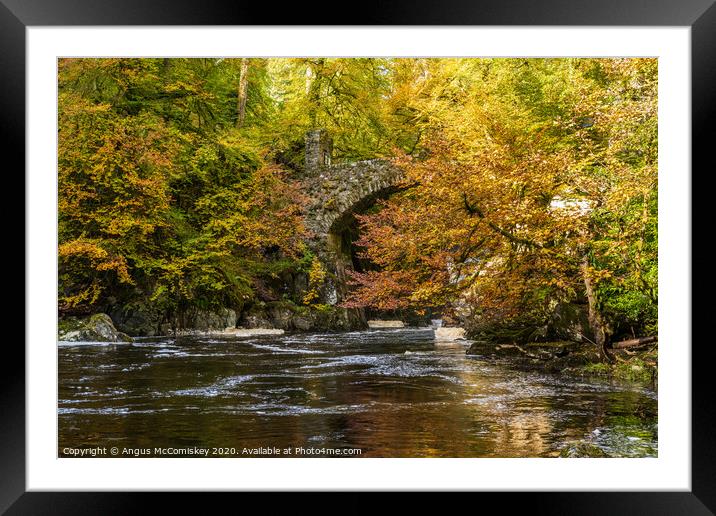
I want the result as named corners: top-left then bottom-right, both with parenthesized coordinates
top-left (300, 130), bottom-right (407, 326)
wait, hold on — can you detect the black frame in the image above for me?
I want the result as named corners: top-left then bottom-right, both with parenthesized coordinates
top-left (6, 0), bottom-right (714, 513)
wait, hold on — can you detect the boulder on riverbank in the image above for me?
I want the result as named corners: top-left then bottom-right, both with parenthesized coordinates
top-left (58, 313), bottom-right (132, 343)
top-left (109, 303), bottom-right (239, 336)
top-left (239, 301), bottom-right (366, 332)
top-left (463, 302), bottom-right (594, 345)
top-left (107, 302), bottom-right (167, 336)
top-left (175, 307), bottom-right (237, 332)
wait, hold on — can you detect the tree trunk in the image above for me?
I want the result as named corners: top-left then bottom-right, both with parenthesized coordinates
top-left (236, 58), bottom-right (249, 128)
top-left (581, 255), bottom-right (612, 362)
top-left (612, 336), bottom-right (657, 349)
top-left (306, 58), bottom-right (324, 127)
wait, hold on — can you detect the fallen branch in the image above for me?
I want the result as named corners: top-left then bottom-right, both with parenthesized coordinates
top-left (512, 343), bottom-right (545, 360)
top-left (611, 336), bottom-right (657, 349)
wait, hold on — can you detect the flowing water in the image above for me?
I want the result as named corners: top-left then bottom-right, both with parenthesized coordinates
top-left (58, 328), bottom-right (657, 458)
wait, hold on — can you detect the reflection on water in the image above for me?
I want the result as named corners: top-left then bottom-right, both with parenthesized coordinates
top-left (58, 328), bottom-right (657, 457)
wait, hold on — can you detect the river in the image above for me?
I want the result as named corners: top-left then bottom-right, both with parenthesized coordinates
top-left (58, 327), bottom-right (657, 458)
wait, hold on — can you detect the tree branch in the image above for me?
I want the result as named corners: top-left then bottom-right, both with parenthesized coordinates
top-left (462, 192), bottom-right (543, 249)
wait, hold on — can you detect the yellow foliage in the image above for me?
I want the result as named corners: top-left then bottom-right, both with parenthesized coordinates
top-left (302, 258), bottom-right (327, 305)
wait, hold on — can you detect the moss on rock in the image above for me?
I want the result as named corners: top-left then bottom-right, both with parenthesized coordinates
top-left (559, 441), bottom-right (610, 458)
top-left (238, 300), bottom-right (365, 332)
top-left (58, 313), bottom-right (132, 342)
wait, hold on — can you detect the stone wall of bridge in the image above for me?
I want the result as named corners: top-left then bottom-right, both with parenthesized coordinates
top-left (298, 130), bottom-right (407, 328)
top-left (303, 158), bottom-right (405, 238)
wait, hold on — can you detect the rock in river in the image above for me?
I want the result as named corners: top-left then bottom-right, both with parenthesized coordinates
top-left (435, 327), bottom-right (467, 341)
top-left (368, 320), bottom-right (405, 328)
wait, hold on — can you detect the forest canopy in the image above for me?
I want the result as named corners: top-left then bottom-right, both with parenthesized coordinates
top-left (58, 57), bottom-right (657, 351)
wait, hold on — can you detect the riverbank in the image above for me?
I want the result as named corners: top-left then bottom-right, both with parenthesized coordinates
top-left (465, 339), bottom-right (658, 386)
top-left (59, 312), bottom-right (656, 387)
top-left (59, 300), bottom-right (366, 341)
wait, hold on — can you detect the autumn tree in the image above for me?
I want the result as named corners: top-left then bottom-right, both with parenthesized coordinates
top-left (343, 58), bottom-right (658, 358)
top-left (58, 91), bottom-right (181, 313)
top-left (58, 58), bottom-right (307, 320)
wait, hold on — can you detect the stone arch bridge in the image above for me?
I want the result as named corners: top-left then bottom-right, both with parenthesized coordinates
top-left (299, 130), bottom-right (407, 325)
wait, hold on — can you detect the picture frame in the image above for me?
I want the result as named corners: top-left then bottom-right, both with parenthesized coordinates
top-left (7, 0), bottom-right (714, 512)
